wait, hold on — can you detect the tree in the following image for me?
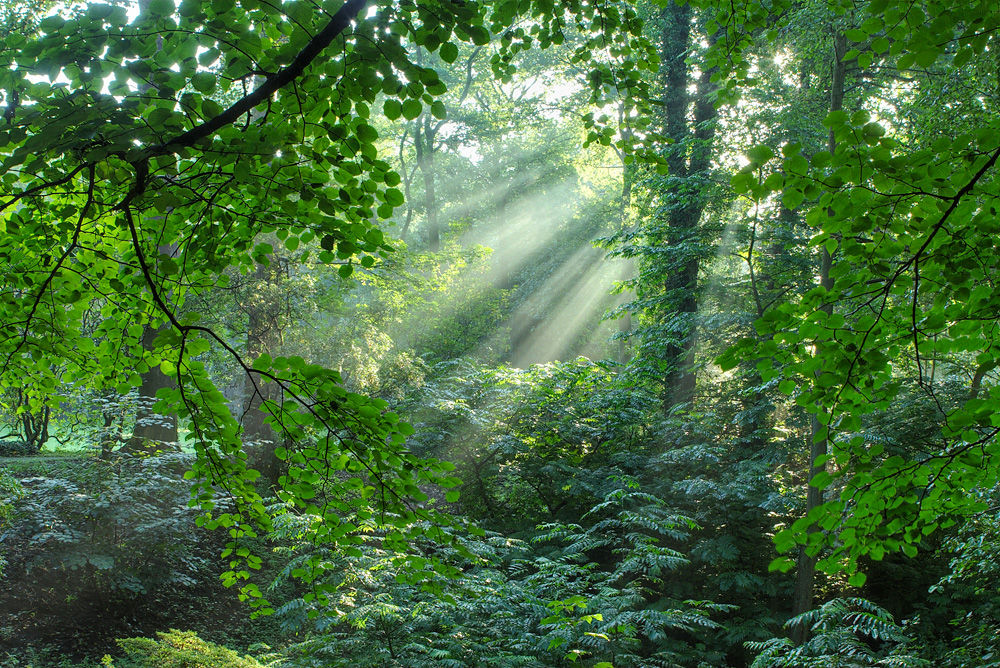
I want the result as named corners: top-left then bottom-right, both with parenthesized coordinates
top-left (709, 0), bottom-right (1000, 580)
top-left (609, 0), bottom-right (722, 412)
top-left (0, 0), bottom-right (660, 605)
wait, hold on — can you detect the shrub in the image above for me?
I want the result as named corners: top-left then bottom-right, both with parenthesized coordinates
top-left (0, 454), bottom-right (224, 652)
top-left (0, 439), bottom-right (36, 457)
top-left (0, 467), bottom-right (24, 579)
top-left (116, 630), bottom-right (266, 668)
top-left (747, 597), bottom-right (929, 667)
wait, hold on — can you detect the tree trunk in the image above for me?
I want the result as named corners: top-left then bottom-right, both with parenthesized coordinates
top-left (617, 157), bottom-right (635, 364)
top-left (16, 389), bottom-right (49, 452)
top-left (128, 313), bottom-right (178, 452)
top-left (242, 261), bottom-right (283, 488)
top-left (415, 118), bottom-right (440, 252)
top-left (657, 5), bottom-right (718, 410)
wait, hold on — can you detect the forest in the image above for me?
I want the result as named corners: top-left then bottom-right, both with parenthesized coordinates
top-left (0, 0), bottom-right (998, 665)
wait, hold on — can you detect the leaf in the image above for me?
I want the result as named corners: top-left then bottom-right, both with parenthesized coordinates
top-left (769, 556), bottom-right (795, 572)
top-left (190, 72), bottom-right (216, 94)
top-left (384, 188), bottom-right (404, 206)
top-left (147, 0), bottom-right (174, 15)
top-left (782, 188), bottom-right (804, 210)
top-left (914, 49), bottom-right (940, 68)
top-left (745, 144), bottom-right (775, 164)
top-left (823, 110), bottom-right (848, 128)
top-left (356, 123), bottom-right (378, 143)
top-left (810, 471), bottom-right (833, 490)
top-left (439, 41), bottom-right (458, 63)
top-left (468, 25), bottom-right (490, 45)
top-left (401, 99), bottom-right (422, 120)
top-left (383, 99), bottom-right (402, 120)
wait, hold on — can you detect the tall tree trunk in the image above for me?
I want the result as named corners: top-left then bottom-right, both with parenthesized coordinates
top-left (658, 4), bottom-right (718, 410)
top-left (617, 157), bottom-right (635, 364)
top-left (242, 261), bottom-right (283, 488)
top-left (128, 321), bottom-right (179, 451)
top-left (415, 118), bottom-right (440, 252)
top-left (791, 31), bottom-right (846, 642)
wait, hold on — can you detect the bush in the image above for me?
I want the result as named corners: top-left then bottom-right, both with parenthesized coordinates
top-left (0, 439), bottom-right (36, 457)
top-left (116, 630), bottom-right (266, 668)
top-left (747, 598), bottom-right (929, 667)
top-left (0, 454), bottom-right (228, 654)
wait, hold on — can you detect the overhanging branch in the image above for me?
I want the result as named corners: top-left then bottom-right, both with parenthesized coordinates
top-left (145, 0), bottom-right (369, 160)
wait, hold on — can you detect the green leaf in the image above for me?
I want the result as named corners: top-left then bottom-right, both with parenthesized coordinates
top-left (383, 99), bottom-right (402, 120)
top-left (401, 99), bottom-right (422, 120)
top-left (384, 188), bottom-right (404, 206)
top-left (468, 25), bottom-right (490, 45)
top-left (147, 0), bottom-right (174, 16)
top-left (914, 49), bottom-right (940, 68)
top-left (810, 471), bottom-right (833, 489)
top-left (769, 556), bottom-right (795, 572)
top-left (191, 72), bottom-right (216, 94)
top-left (38, 15), bottom-right (65, 32)
top-left (746, 144), bottom-right (775, 164)
top-left (356, 123), bottom-right (378, 143)
top-left (439, 42), bottom-right (458, 63)
top-left (823, 110), bottom-right (848, 128)
top-left (782, 188), bottom-right (804, 210)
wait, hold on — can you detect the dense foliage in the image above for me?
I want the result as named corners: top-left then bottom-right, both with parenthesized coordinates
top-left (1, 0), bottom-right (999, 665)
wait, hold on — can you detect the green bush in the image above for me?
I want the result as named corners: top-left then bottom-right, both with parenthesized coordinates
top-left (747, 598), bottom-right (929, 667)
top-left (116, 630), bottom-right (266, 668)
top-left (0, 454), bottom-right (225, 652)
top-left (0, 439), bottom-right (35, 457)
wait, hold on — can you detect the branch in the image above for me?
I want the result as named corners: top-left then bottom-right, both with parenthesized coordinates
top-left (144, 0), bottom-right (369, 159)
top-left (5, 164), bottom-right (96, 369)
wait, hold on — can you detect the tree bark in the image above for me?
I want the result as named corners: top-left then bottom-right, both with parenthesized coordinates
top-left (657, 5), bottom-right (718, 410)
top-left (128, 322), bottom-right (179, 451)
top-left (242, 261), bottom-right (284, 488)
top-left (617, 156), bottom-right (635, 364)
top-left (415, 118), bottom-right (440, 252)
